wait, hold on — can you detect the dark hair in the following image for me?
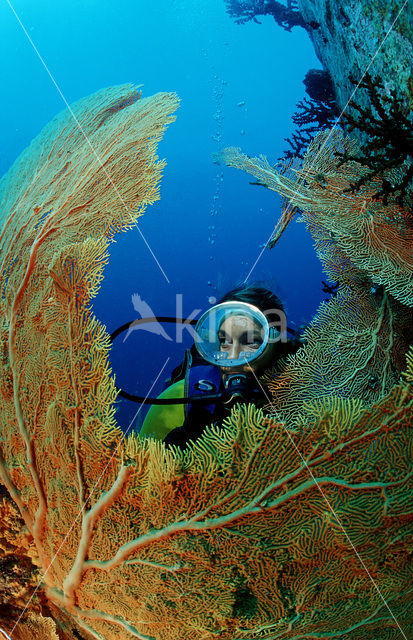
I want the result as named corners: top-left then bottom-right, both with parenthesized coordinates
top-left (217, 285), bottom-right (284, 324)
top-left (218, 284), bottom-right (303, 359)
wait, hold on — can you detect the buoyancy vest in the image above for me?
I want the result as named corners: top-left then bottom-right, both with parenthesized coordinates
top-left (183, 350), bottom-right (223, 420)
top-left (140, 348), bottom-right (223, 441)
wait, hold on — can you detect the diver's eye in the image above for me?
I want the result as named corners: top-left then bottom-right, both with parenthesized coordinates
top-left (218, 335), bottom-right (232, 348)
top-left (241, 337), bottom-right (262, 349)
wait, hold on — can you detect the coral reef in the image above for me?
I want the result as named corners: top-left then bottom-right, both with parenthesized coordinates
top-left (338, 73), bottom-right (413, 206)
top-left (298, 0), bottom-right (413, 117)
top-left (217, 133), bottom-right (413, 636)
top-left (283, 69), bottom-right (338, 160)
top-left (0, 85), bottom-right (412, 640)
top-left (225, 0), bottom-right (305, 30)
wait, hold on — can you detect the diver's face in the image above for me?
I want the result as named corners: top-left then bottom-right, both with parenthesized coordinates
top-left (218, 315), bottom-right (263, 373)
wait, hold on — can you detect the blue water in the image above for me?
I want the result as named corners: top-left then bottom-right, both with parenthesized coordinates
top-left (1, 0), bottom-right (325, 430)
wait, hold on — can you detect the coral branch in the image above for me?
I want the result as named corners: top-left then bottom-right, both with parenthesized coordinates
top-left (62, 464), bottom-right (133, 608)
top-left (225, 0), bottom-right (305, 30)
top-left (0, 445), bottom-right (32, 531)
top-left (85, 467), bottom-right (411, 574)
top-left (124, 559), bottom-right (184, 572)
top-left (47, 588), bottom-right (155, 640)
top-left (74, 608), bottom-right (156, 640)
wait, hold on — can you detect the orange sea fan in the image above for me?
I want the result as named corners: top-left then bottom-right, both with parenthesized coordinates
top-left (0, 89), bottom-right (412, 640)
top-left (262, 282), bottom-right (413, 425)
top-left (219, 130), bottom-right (413, 307)
top-left (0, 84), bottom-right (179, 638)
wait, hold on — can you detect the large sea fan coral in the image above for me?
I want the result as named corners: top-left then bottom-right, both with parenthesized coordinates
top-left (0, 96), bottom-right (412, 640)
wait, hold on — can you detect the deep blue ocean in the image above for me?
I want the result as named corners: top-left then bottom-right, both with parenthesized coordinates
top-left (1, 0), bottom-right (325, 431)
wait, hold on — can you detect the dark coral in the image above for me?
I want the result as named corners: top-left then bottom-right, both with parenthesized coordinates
top-left (321, 280), bottom-right (340, 301)
top-left (338, 73), bottom-right (413, 206)
top-left (225, 0), bottom-right (305, 30)
top-left (292, 96), bottom-right (336, 129)
top-left (283, 124), bottom-right (318, 160)
top-left (282, 69), bottom-right (338, 160)
top-left (303, 68), bottom-right (336, 104)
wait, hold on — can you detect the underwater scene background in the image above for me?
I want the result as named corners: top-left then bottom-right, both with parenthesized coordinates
top-left (0, 1), bottom-right (412, 639)
top-left (1, 0), bottom-right (324, 430)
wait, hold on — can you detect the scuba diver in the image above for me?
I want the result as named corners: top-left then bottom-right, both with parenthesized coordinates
top-left (136, 285), bottom-right (301, 449)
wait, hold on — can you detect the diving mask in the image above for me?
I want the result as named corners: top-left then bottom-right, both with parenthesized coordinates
top-left (194, 301), bottom-right (277, 368)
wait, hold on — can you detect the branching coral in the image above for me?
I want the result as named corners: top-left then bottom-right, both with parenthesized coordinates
top-left (218, 129), bottom-right (413, 419)
top-left (0, 84), bottom-right (179, 638)
top-left (0, 90), bottom-right (412, 640)
top-left (283, 70), bottom-right (338, 161)
top-left (338, 73), bottom-right (413, 206)
top-left (264, 284), bottom-right (413, 423)
top-left (283, 96), bottom-right (337, 159)
top-left (225, 0), bottom-right (305, 30)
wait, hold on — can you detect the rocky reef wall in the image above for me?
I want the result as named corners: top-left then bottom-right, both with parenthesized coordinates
top-left (299, 0), bottom-right (413, 111)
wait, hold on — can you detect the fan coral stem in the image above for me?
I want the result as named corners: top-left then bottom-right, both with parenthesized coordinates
top-left (62, 463), bottom-right (133, 608)
top-left (251, 595), bottom-right (408, 639)
top-left (84, 470), bottom-right (411, 574)
top-left (0, 445), bottom-right (32, 530)
top-left (48, 587), bottom-right (156, 640)
top-left (68, 302), bottom-right (86, 509)
top-left (8, 228), bottom-right (57, 574)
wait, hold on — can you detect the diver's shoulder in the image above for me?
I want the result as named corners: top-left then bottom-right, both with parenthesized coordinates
top-left (139, 379), bottom-right (185, 440)
top-left (160, 379), bottom-right (185, 398)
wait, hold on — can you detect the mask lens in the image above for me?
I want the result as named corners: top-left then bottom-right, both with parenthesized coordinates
top-left (194, 301), bottom-right (269, 368)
